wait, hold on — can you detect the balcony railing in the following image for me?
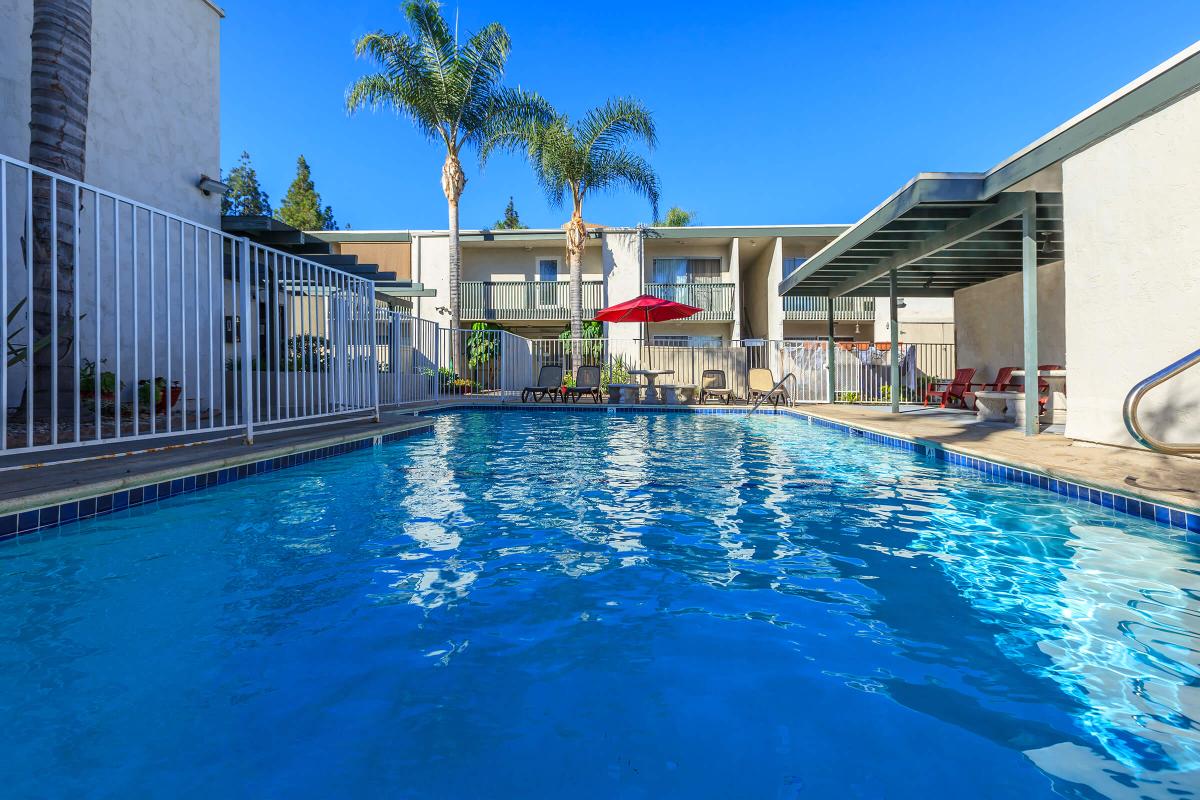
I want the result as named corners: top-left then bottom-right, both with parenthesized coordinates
top-left (461, 280), bottom-right (603, 321)
top-left (783, 295), bottom-right (876, 321)
top-left (644, 282), bottom-right (734, 321)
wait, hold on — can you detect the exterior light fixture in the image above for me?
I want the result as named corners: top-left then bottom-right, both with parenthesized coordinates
top-left (196, 174), bottom-right (229, 197)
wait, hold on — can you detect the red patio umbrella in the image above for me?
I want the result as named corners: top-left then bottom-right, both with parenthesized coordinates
top-left (594, 294), bottom-right (701, 367)
top-left (594, 293), bottom-right (702, 324)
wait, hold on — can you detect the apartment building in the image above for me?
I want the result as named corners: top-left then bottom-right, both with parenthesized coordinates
top-left (314, 224), bottom-right (954, 347)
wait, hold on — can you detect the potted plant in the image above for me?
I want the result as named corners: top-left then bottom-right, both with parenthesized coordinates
top-left (138, 377), bottom-right (182, 414)
top-left (80, 358), bottom-right (123, 402)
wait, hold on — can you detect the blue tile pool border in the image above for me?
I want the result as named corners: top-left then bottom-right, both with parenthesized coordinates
top-left (0, 426), bottom-right (429, 544)
top-left (420, 402), bottom-right (1200, 536)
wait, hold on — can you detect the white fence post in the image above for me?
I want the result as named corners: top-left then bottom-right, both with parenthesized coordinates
top-left (239, 237), bottom-right (255, 444)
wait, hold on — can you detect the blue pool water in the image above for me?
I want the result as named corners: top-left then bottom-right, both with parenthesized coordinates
top-left (1, 410), bottom-right (1198, 799)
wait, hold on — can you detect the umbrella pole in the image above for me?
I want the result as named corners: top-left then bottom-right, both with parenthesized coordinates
top-left (645, 309), bottom-right (652, 369)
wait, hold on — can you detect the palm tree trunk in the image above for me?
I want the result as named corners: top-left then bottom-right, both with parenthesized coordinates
top-left (442, 151), bottom-right (466, 373)
top-left (565, 211), bottom-right (586, 368)
top-left (27, 0), bottom-right (92, 430)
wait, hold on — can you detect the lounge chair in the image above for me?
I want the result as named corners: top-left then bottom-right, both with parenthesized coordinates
top-left (747, 368), bottom-right (787, 408)
top-left (565, 365), bottom-right (602, 403)
top-left (923, 367), bottom-right (976, 408)
top-left (699, 369), bottom-right (733, 404)
top-left (521, 364), bottom-right (563, 403)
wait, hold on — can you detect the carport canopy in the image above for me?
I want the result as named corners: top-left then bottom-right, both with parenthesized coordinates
top-left (778, 175), bottom-right (1062, 298)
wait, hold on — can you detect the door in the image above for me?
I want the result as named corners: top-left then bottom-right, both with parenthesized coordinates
top-left (536, 258), bottom-right (560, 308)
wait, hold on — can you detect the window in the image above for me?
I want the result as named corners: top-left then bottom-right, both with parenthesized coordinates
top-left (652, 335), bottom-right (724, 348)
top-left (651, 257), bottom-right (721, 284)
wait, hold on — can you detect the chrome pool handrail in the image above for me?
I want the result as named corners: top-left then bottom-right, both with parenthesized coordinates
top-left (1122, 344), bottom-right (1200, 455)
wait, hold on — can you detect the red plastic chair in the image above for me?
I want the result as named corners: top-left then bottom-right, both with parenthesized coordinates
top-left (1036, 364), bottom-right (1064, 413)
top-left (981, 366), bottom-right (1017, 392)
top-left (924, 367), bottom-right (976, 409)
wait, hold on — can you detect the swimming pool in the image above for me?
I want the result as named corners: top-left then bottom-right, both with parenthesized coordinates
top-left (1, 409), bottom-right (1197, 798)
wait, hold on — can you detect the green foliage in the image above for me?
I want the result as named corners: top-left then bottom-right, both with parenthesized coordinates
top-left (221, 151), bottom-right (272, 216)
top-left (600, 356), bottom-right (630, 390)
top-left (481, 96), bottom-right (660, 221)
top-left (276, 156), bottom-right (337, 231)
top-left (80, 358), bottom-right (121, 395)
top-left (558, 320), bottom-right (604, 360)
top-left (347, 1), bottom-right (551, 174)
top-left (6, 298), bottom-right (52, 368)
top-left (655, 206), bottom-right (695, 227)
top-left (466, 322), bottom-right (503, 368)
top-left (137, 377), bottom-right (167, 408)
top-left (494, 196), bottom-right (527, 229)
top-left (287, 335), bottom-right (332, 372)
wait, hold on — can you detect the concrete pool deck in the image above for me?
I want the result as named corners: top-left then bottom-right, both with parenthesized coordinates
top-left (791, 404), bottom-right (1200, 515)
top-left (0, 411), bottom-right (432, 518)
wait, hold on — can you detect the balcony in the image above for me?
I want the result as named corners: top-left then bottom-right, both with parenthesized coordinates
top-left (783, 295), bottom-right (876, 321)
top-left (644, 282), bottom-right (735, 321)
top-left (460, 280), bottom-right (603, 321)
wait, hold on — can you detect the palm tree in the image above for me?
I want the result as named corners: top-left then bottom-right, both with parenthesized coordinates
top-left (346, 0), bottom-right (549, 351)
top-left (27, 0), bottom-right (92, 421)
top-left (482, 97), bottom-right (659, 356)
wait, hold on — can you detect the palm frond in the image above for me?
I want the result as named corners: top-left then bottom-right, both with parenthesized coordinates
top-left (476, 87), bottom-right (554, 167)
top-left (577, 97), bottom-right (657, 163)
top-left (583, 148), bottom-right (660, 220)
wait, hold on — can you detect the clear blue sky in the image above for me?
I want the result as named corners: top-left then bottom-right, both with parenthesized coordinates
top-left (219, 1), bottom-right (1200, 231)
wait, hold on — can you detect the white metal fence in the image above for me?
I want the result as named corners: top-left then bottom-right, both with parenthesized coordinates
top-left (1, 152), bottom-right (379, 457)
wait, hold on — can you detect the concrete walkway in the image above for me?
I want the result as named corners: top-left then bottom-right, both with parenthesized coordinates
top-left (797, 404), bottom-right (1200, 514)
top-left (0, 411), bottom-right (432, 516)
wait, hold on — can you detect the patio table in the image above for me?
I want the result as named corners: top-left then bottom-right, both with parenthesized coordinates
top-left (628, 369), bottom-right (675, 404)
top-left (1013, 368), bottom-right (1067, 424)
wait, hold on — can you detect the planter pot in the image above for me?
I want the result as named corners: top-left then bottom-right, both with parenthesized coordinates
top-left (159, 386), bottom-right (182, 414)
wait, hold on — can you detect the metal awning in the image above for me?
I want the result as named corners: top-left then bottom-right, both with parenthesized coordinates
top-left (779, 176), bottom-right (1062, 297)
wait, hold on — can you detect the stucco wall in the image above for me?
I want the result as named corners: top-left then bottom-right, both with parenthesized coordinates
top-left (953, 261), bottom-right (1066, 388)
top-left (873, 297), bottom-right (955, 343)
top-left (0, 0), bottom-right (33, 160)
top-left (601, 232), bottom-right (642, 344)
top-left (0, 0), bottom-right (221, 226)
top-left (460, 243), bottom-right (602, 282)
top-left (1061, 89), bottom-right (1200, 448)
top-left (740, 243), bottom-right (772, 341)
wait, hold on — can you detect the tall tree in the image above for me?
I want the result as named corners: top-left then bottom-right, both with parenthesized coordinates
top-left (276, 155), bottom-right (336, 231)
top-left (221, 151), bottom-right (272, 216)
top-left (346, 0), bottom-right (550, 344)
top-left (28, 0), bottom-right (92, 420)
top-left (655, 206), bottom-right (695, 227)
top-left (483, 97), bottom-right (659, 353)
top-left (494, 196), bottom-right (526, 230)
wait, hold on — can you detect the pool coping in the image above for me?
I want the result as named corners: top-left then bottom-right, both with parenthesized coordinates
top-left (0, 417), bottom-right (433, 542)
top-left (416, 401), bottom-right (1200, 536)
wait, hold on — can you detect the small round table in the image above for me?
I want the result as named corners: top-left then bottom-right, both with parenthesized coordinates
top-left (974, 391), bottom-right (1017, 422)
top-left (628, 369), bottom-right (674, 404)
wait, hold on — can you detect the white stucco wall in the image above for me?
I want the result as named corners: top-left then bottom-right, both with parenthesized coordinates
top-left (0, 0), bottom-right (221, 226)
top-left (1061, 89), bottom-right (1200, 448)
top-left (460, 243), bottom-right (602, 282)
top-left (873, 297), bottom-right (955, 343)
top-left (601, 231), bottom-right (642, 346)
top-left (728, 237), bottom-right (741, 341)
top-left (0, 0), bottom-right (33, 160)
top-left (953, 261), bottom-right (1066, 387)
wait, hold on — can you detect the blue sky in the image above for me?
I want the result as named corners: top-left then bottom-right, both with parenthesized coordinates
top-left (219, 1), bottom-right (1200, 231)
